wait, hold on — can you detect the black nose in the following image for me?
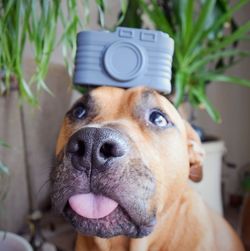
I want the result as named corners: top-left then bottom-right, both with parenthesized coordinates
top-left (67, 127), bottom-right (128, 171)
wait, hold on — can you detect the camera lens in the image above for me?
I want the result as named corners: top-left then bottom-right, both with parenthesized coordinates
top-left (104, 41), bottom-right (145, 82)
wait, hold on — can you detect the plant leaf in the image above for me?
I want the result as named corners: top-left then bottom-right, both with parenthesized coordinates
top-left (187, 19), bottom-right (250, 66)
top-left (0, 140), bottom-right (10, 148)
top-left (79, 0), bottom-right (90, 27)
top-left (188, 50), bottom-right (250, 72)
top-left (192, 88), bottom-right (221, 123)
top-left (174, 71), bottom-right (188, 107)
top-left (120, 0), bottom-right (142, 28)
top-left (0, 161), bottom-right (9, 175)
top-left (183, 0), bottom-right (194, 42)
top-left (19, 78), bottom-right (37, 105)
top-left (139, 0), bottom-right (174, 36)
top-left (96, 0), bottom-right (106, 28)
top-left (185, 0), bottom-right (216, 54)
top-left (116, 0), bottom-right (129, 26)
top-left (205, 20), bottom-right (250, 55)
top-left (74, 85), bottom-right (88, 94)
top-left (198, 73), bottom-right (250, 88)
top-left (201, 0), bottom-right (249, 44)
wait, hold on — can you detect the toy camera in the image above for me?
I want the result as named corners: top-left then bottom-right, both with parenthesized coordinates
top-left (73, 27), bottom-right (174, 93)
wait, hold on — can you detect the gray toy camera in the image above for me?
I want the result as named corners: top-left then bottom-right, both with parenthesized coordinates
top-left (73, 27), bottom-right (174, 93)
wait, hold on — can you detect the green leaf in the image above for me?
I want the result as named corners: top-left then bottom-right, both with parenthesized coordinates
top-left (185, 0), bottom-right (216, 55)
top-left (95, 0), bottom-right (106, 11)
top-left (120, 0), bottom-right (142, 28)
top-left (188, 50), bottom-right (250, 72)
top-left (198, 73), bottom-right (250, 88)
top-left (174, 71), bottom-right (188, 107)
top-left (139, 0), bottom-right (174, 36)
top-left (116, 0), bottom-right (128, 26)
top-left (184, 0), bottom-right (194, 39)
top-left (217, 0), bottom-right (229, 11)
top-left (58, 0), bottom-right (79, 75)
top-left (201, 0), bottom-right (249, 44)
top-left (188, 19), bottom-right (250, 65)
top-left (74, 85), bottom-right (88, 94)
top-left (79, 0), bottom-right (90, 27)
top-left (37, 79), bottom-right (53, 96)
top-left (0, 140), bottom-right (10, 148)
top-left (188, 90), bottom-right (201, 108)
top-left (202, 1), bottom-right (225, 40)
top-left (205, 20), bottom-right (250, 55)
top-left (192, 88), bottom-right (221, 123)
top-left (0, 161), bottom-right (9, 175)
top-left (19, 79), bottom-right (37, 105)
top-left (179, 0), bottom-right (194, 47)
top-left (96, 0), bottom-right (106, 28)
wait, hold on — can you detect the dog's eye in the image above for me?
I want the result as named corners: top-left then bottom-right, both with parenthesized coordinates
top-left (149, 110), bottom-right (171, 128)
top-left (72, 105), bottom-right (86, 119)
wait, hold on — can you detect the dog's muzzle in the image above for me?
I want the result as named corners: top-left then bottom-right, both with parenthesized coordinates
top-left (51, 127), bottom-right (156, 238)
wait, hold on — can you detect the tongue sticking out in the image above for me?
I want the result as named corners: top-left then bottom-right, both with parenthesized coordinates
top-left (68, 193), bottom-right (118, 219)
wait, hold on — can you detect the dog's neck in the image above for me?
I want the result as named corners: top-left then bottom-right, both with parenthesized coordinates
top-left (75, 187), bottom-right (207, 251)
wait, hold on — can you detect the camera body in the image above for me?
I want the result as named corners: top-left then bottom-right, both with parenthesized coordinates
top-left (74, 27), bottom-right (174, 93)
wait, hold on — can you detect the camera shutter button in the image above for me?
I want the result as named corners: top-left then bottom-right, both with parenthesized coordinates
top-left (104, 41), bottom-right (145, 82)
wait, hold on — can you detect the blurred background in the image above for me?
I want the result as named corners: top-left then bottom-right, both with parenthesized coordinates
top-left (0, 1), bottom-right (250, 250)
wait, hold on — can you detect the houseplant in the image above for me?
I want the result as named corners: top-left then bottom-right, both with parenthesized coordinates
top-left (0, 0), bottom-right (127, 246)
top-left (121, 0), bottom-right (250, 123)
top-left (0, 0), bottom-right (127, 104)
top-left (120, 0), bottom-right (250, 215)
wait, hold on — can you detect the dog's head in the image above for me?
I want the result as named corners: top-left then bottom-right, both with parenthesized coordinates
top-left (51, 86), bottom-right (204, 238)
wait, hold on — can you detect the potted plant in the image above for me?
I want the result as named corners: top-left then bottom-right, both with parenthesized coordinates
top-left (0, 0), bottom-right (127, 245)
top-left (0, 0), bottom-right (128, 102)
top-left (120, 0), bottom-right (250, 214)
top-left (0, 231), bottom-right (33, 251)
top-left (121, 0), bottom-right (250, 124)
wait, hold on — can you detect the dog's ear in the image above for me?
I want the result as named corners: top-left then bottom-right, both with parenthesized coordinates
top-left (184, 121), bottom-right (205, 182)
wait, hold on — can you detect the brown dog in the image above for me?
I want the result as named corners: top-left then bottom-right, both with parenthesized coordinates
top-left (51, 86), bottom-right (244, 251)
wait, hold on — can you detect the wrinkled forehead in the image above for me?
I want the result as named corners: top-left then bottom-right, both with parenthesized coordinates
top-left (79, 86), bottom-right (185, 133)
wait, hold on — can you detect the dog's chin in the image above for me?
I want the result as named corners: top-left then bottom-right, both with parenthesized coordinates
top-left (63, 203), bottom-right (155, 238)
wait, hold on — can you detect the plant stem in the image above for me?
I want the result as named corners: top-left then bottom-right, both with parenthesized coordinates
top-left (19, 104), bottom-right (33, 213)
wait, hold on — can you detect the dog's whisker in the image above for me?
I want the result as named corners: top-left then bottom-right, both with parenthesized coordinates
top-left (38, 178), bottom-right (51, 194)
top-left (50, 184), bottom-right (75, 194)
top-left (152, 177), bottom-right (169, 191)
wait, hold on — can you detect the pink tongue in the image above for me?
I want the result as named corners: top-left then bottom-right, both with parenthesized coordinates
top-left (68, 193), bottom-right (118, 219)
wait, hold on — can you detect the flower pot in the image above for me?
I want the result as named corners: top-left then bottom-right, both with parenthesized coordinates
top-left (0, 231), bottom-right (33, 251)
top-left (189, 140), bottom-right (226, 215)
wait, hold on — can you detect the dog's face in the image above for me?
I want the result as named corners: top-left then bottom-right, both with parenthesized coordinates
top-left (51, 86), bottom-right (203, 238)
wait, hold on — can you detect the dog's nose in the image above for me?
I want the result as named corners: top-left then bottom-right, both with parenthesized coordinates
top-left (67, 127), bottom-right (128, 171)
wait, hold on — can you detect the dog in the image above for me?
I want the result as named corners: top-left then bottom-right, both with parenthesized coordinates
top-left (51, 86), bottom-right (244, 251)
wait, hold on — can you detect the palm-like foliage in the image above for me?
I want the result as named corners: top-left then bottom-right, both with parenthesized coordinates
top-left (0, 0), bottom-right (128, 204)
top-left (0, 0), bottom-right (127, 104)
top-left (121, 0), bottom-right (250, 122)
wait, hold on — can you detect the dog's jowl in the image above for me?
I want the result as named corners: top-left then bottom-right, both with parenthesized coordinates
top-left (51, 86), bottom-right (244, 251)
